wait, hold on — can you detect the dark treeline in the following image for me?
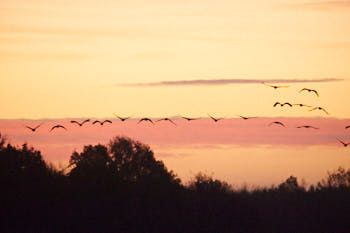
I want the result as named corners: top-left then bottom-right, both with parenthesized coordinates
top-left (0, 133), bottom-right (349, 233)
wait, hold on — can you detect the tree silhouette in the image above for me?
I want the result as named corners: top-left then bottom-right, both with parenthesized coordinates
top-left (109, 136), bottom-right (181, 186)
top-left (278, 175), bottom-right (301, 191)
top-left (68, 136), bottom-right (181, 189)
top-left (1, 132), bottom-right (350, 233)
top-left (317, 167), bottom-right (350, 189)
top-left (0, 142), bottom-right (49, 187)
top-left (69, 144), bottom-right (113, 185)
top-left (188, 172), bottom-right (232, 195)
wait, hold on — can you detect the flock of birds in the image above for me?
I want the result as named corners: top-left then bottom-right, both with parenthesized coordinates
top-left (24, 83), bottom-right (350, 147)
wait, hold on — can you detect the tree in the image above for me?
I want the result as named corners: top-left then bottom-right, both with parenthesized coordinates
top-left (109, 136), bottom-right (180, 186)
top-left (68, 136), bottom-right (181, 188)
top-left (0, 133), bottom-right (6, 149)
top-left (188, 172), bottom-right (232, 194)
top-left (278, 175), bottom-right (301, 192)
top-left (317, 167), bottom-right (350, 189)
top-left (0, 142), bottom-right (49, 184)
top-left (68, 144), bottom-right (113, 185)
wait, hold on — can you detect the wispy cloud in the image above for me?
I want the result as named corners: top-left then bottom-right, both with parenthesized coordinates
top-left (284, 1), bottom-right (350, 11)
top-left (0, 24), bottom-right (148, 39)
top-left (0, 50), bottom-right (92, 62)
top-left (117, 78), bottom-right (343, 87)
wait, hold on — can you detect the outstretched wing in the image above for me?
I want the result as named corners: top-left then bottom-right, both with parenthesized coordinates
top-left (299, 88), bottom-right (308, 93)
top-left (92, 120), bottom-right (101, 125)
top-left (81, 119), bottom-right (90, 125)
top-left (70, 120), bottom-right (80, 125)
top-left (337, 139), bottom-right (346, 146)
top-left (102, 120), bottom-right (112, 124)
top-left (312, 90), bottom-right (319, 97)
top-left (262, 82), bottom-right (273, 87)
top-left (284, 102), bottom-right (293, 107)
top-left (168, 119), bottom-right (177, 125)
top-left (34, 124), bottom-right (42, 130)
top-left (345, 125), bottom-right (350, 129)
top-left (273, 102), bottom-right (280, 107)
top-left (113, 113), bottom-right (123, 120)
top-left (277, 122), bottom-right (286, 127)
top-left (309, 107), bottom-right (317, 112)
top-left (26, 126), bottom-right (34, 131)
top-left (321, 108), bottom-right (329, 115)
top-left (276, 85), bottom-right (289, 88)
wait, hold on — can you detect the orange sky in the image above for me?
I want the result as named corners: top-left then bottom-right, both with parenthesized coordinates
top-left (1, 0), bottom-right (350, 119)
top-left (1, 0), bottom-right (350, 186)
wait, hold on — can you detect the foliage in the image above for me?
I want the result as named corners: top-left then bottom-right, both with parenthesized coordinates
top-left (317, 167), bottom-right (350, 189)
top-left (1, 133), bottom-right (350, 233)
top-left (188, 172), bottom-right (232, 195)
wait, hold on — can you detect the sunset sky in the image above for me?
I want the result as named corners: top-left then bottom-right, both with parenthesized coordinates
top-left (1, 0), bottom-right (350, 186)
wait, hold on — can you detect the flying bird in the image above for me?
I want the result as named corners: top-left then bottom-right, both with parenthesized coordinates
top-left (337, 139), bottom-right (350, 147)
top-left (293, 104), bottom-right (312, 108)
top-left (113, 113), bottom-right (131, 121)
top-left (50, 125), bottom-right (67, 132)
top-left (273, 102), bottom-right (292, 107)
top-left (156, 118), bottom-right (177, 126)
top-left (181, 116), bottom-right (200, 121)
top-left (262, 82), bottom-right (289, 89)
top-left (138, 118), bottom-right (154, 124)
top-left (92, 120), bottom-right (112, 125)
top-left (296, 125), bottom-right (319, 130)
top-left (70, 119), bottom-right (90, 127)
top-left (208, 114), bottom-right (224, 122)
top-left (269, 121), bottom-right (286, 127)
top-left (25, 124), bottom-right (42, 132)
top-left (309, 107), bottom-right (329, 115)
top-left (236, 115), bottom-right (255, 120)
top-left (299, 88), bottom-right (319, 97)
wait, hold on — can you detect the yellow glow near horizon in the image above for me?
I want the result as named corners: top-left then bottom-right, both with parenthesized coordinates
top-left (1, 0), bottom-right (350, 119)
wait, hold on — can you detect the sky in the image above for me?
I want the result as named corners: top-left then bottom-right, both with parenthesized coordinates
top-left (1, 0), bottom-right (350, 186)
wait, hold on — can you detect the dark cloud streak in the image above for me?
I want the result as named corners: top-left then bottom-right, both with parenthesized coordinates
top-left (117, 78), bottom-right (343, 87)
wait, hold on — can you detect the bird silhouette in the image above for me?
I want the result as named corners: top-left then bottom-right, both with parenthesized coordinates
top-left (345, 125), bottom-right (350, 129)
top-left (181, 116), bottom-right (200, 121)
top-left (273, 102), bottom-right (293, 107)
top-left (156, 118), bottom-right (177, 125)
top-left (236, 115), bottom-right (255, 120)
top-left (208, 114), bottom-right (224, 122)
top-left (50, 125), bottom-right (67, 132)
top-left (299, 88), bottom-right (319, 97)
top-left (70, 119), bottom-right (90, 127)
top-left (309, 107), bottom-right (329, 115)
top-left (25, 124), bottom-right (42, 132)
top-left (263, 82), bottom-right (289, 89)
top-left (296, 125), bottom-right (319, 130)
top-left (337, 139), bottom-right (350, 147)
top-left (113, 113), bottom-right (131, 121)
top-left (293, 104), bottom-right (312, 107)
top-left (138, 118), bottom-right (154, 124)
top-left (92, 120), bottom-right (112, 125)
top-left (269, 121), bottom-right (286, 127)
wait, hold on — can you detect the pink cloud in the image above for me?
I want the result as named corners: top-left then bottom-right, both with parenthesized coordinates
top-left (1, 117), bottom-right (349, 163)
